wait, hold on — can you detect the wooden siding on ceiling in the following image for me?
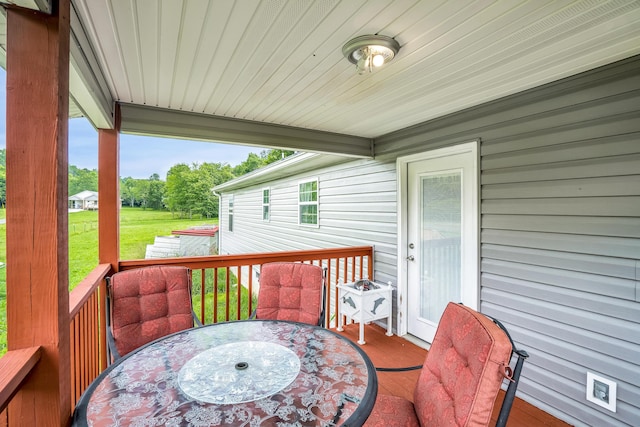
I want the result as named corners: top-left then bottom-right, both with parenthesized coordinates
top-left (67, 1), bottom-right (640, 137)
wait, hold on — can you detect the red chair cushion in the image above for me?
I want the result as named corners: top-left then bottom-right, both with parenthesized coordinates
top-left (110, 266), bottom-right (195, 357)
top-left (256, 262), bottom-right (323, 325)
top-left (413, 302), bottom-right (512, 427)
top-left (364, 395), bottom-right (420, 427)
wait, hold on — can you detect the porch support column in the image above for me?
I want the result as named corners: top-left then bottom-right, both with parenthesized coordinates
top-left (5, 0), bottom-right (71, 425)
top-left (98, 104), bottom-right (120, 268)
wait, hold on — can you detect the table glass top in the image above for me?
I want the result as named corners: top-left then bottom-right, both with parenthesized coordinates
top-left (76, 320), bottom-right (376, 427)
top-left (178, 340), bottom-right (300, 404)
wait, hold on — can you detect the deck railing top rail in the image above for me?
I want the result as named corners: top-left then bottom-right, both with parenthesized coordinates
top-left (119, 245), bottom-right (374, 270)
top-left (69, 264), bottom-right (112, 318)
top-left (0, 346), bottom-right (42, 414)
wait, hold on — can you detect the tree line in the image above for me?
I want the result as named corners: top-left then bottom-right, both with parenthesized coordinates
top-left (0, 148), bottom-right (293, 217)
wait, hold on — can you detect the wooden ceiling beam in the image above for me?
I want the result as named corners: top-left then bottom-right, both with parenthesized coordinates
top-left (119, 103), bottom-right (374, 158)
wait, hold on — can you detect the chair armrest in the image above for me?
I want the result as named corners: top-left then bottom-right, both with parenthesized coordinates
top-left (375, 365), bottom-right (422, 372)
top-left (192, 310), bottom-right (203, 327)
top-left (106, 327), bottom-right (121, 365)
top-left (496, 349), bottom-right (529, 427)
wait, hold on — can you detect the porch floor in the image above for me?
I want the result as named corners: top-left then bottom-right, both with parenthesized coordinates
top-left (334, 323), bottom-right (572, 427)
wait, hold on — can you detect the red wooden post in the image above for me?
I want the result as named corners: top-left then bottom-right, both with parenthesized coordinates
top-left (5, 0), bottom-right (72, 425)
top-left (98, 104), bottom-right (120, 374)
top-left (98, 105), bottom-right (120, 268)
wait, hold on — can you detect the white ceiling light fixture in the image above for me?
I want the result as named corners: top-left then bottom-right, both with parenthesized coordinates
top-left (342, 35), bottom-right (400, 75)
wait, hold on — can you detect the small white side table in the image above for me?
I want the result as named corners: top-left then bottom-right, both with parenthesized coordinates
top-left (336, 280), bottom-right (393, 345)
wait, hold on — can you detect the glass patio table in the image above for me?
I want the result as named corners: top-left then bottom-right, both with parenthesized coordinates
top-left (72, 320), bottom-right (377, 426)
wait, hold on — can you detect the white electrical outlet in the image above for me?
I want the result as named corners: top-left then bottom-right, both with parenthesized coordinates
top-left (586, 372), bottom-right (617, 412)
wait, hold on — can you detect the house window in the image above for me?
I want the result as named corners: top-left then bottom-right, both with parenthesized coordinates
top-left (228, 195), bottom-right (234, 232)
top-left (262, 188), bottom-right (270, 221)
top-left (298, 179), bottom-right (318, 226)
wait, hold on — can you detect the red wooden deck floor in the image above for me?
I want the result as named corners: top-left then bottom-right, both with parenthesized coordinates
top-left (335, 323), bottom-right (572, 427)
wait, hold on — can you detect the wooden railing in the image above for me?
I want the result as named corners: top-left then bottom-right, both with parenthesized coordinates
top-left (68, 263), bottom-right (111, 410)
top-left (0, 346), bottom-right (42, 415)
top-left (119, 246), bottom-right (374, 326)
top-left (0, 246), bottom-right (373, 424)
top-left (1, 260), bottom-right (109, 422)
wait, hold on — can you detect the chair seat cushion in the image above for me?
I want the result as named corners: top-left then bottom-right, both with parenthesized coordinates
top-left (364, 395), bottom-right (420, 427)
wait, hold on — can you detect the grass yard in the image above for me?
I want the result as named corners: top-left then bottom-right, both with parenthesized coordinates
top-left (0, 207), bottom-right (219, 355)
top-left (191, 269), bottom-right (257, 324)
top-left (69, 207), bottom-right (218, 286)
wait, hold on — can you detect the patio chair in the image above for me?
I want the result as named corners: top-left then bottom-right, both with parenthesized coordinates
top-left (253, 262), bottom-right (326, 326)
top-left (365, 302), bottom-right (529, 427)
top-left (106, 265), bottom-right (202, 363)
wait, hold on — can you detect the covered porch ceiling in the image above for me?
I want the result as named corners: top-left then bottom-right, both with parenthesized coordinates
top-left (1, 0), bottom-right (639, 157)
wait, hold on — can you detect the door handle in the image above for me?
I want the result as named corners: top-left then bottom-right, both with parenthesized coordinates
top-left (406, 255), bottom-right (415, 261)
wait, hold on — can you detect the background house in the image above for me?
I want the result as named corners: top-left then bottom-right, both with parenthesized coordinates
top-left (214, 56), bottom-right (640, 427)
top-left (68, 190), bottom-right (98, 210)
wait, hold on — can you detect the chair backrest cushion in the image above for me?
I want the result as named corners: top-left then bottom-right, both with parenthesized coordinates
top-left (256, 262), bottom-right (324, 325)
top-left (109, 266), bottom-right (195, 357)
top-left (413, 302), bottom-right (512, 427)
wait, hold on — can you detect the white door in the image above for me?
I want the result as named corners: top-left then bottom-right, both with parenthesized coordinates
top-left (405, 143), bottom-right (478, 343)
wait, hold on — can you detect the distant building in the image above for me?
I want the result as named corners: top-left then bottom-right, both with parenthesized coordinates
top-left (68, 190), bottom-right (99, 210)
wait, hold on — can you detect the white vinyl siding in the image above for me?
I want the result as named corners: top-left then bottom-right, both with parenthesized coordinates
top-left (218, 158), bottom-right (398, 285)
top-left (298, 179), bottom-right (318, 226)
top-left (374, 57), bottom-right (640, 427)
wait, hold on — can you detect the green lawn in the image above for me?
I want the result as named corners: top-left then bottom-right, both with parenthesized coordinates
top-left (69, 207), bottom-right (217, 286)
top-left (0, 207), bottom-right (219, 355)
top-left (191, 269), bottom-right (256, 324)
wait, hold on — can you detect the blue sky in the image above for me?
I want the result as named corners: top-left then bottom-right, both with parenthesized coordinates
top-left (0, 69), bottom-right (262, 179)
